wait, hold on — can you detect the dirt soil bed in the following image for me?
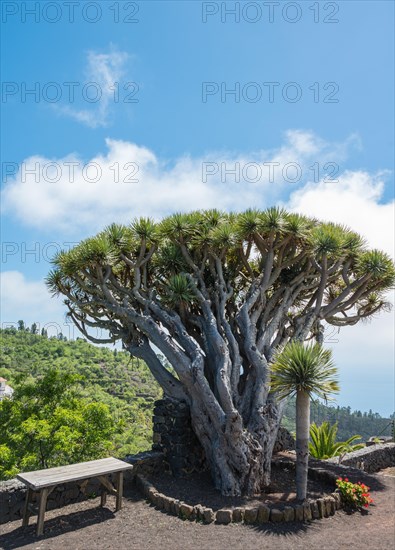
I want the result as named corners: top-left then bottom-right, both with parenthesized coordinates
top-left (147, 461), bottom-right (333, 510)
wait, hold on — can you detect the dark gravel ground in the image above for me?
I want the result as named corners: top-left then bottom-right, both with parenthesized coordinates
top-left (0, 472), bottom-right (394, 550)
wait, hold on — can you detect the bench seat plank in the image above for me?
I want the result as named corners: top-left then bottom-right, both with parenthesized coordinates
top-left (16, 457), bottom-right (133, 490)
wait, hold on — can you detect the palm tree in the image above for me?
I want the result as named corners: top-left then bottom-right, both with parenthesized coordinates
top-left (271, 342), bottom-right (339, 500)
top-left (309, 421), bottom-right (364, 459)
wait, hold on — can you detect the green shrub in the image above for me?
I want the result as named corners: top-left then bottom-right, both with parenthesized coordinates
top-left (309, 421), bottom-right (364, 459)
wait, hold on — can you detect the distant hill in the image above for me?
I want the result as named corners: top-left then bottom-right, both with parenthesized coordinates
top-left (282, 397), bottom-right (393, 441)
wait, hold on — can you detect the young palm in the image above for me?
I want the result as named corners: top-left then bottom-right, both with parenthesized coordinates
top-left (271, 342), bottom-right (339, 500)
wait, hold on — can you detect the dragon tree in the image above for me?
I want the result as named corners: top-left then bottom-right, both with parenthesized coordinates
top-left (47, 208), bottom-right (395, 496)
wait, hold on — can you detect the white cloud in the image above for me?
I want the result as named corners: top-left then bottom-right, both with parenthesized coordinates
top-left (287, 170), bottom-right (394, 257)
top-left (2, 130), bottom-right (366, 236)
top-left (324, 298), bottom-right (395, 366)
top-left (56, 49), bottom-right (130, 128)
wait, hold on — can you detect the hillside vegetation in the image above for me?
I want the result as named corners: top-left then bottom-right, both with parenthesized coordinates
top-left (0, 326), bottom-right (162, 462)
top-left (282, 397), bottom-right (393, 441)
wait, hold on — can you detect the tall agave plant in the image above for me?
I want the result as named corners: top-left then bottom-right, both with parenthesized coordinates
top-left (309, 421), bottom-right (364, 459)
top-left (271, 342), bottom-right (339, 500)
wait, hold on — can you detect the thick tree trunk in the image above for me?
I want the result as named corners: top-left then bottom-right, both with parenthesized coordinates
top-left (295, 390), bottom-right (310, 501)
top-left (189, 397), bottom-right (281, 496)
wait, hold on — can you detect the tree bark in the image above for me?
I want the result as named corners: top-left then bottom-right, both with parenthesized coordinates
top-left (188, 394), bottom-right (282, 496)
top-left (295, 390), bottom-right (310, 501)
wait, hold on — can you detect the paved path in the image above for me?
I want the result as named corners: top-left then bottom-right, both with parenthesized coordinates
top-left (0, 474), bottom-right (394, 550)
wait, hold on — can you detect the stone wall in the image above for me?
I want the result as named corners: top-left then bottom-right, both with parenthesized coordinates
top-left (326, 442), bottom-right (395, 473)
top-left (152, 398), bottom-right (206, 476)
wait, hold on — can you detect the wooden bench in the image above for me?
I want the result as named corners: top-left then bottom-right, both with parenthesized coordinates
top-left (16, 457), bottom-right (133, 536)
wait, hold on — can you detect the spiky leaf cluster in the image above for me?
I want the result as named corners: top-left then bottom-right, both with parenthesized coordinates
top-left (46, 208), bottom-right (395, 363)
top-left (270, 342), bottom-right (340, 401)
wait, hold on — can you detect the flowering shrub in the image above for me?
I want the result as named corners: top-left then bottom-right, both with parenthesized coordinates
top-left (336, 477), bottom-right (374, 510)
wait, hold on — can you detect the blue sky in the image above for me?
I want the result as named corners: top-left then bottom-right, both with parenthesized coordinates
top-left (1, 1), bottom-right (394, 416)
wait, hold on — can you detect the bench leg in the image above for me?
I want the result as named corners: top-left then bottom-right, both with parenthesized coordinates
top-left (115, 472), bottom-right (123, 512)
top-left (22, 487), bottom-right (33, 527)
top-left (101, 491), bottom-right (107, 507)
top-left (37, 487), bottom-right (49, 536)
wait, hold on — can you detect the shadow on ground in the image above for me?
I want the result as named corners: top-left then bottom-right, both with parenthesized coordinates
top-left (247, 519), bottom-right (320, 538)
top-left (0, 507), bottom-right (114, 550)
top-left (0, 491), bottom-right (144, 550)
